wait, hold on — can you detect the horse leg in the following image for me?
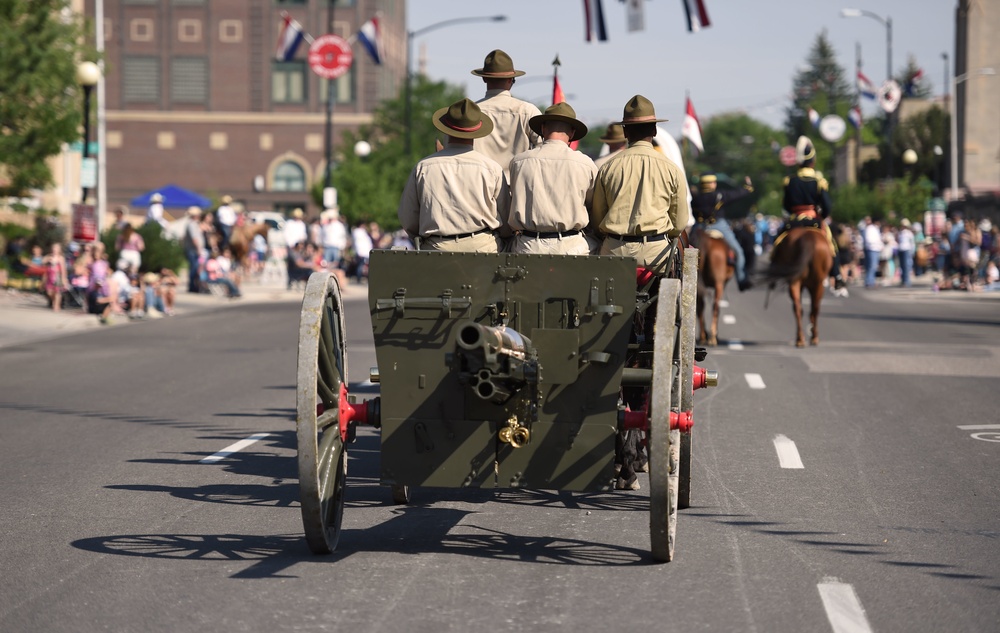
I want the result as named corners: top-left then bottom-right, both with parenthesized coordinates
top-left (810, 280), bottom-right (824, 346)
top-left (697, 288), bottom-right (708, 344)
top-left (789, 281), bottom-right (805, 347)
top-left (710, 281), bottom-right (723, 346)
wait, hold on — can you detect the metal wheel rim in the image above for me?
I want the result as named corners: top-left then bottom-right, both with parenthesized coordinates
top-left (297, 271), bottom-right (350, 554)
top-left (649, 278), bottom-right (681, 562)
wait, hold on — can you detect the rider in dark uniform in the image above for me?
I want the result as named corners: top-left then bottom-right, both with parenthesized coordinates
top-left (690, 173), bottom-right (755, 291)
top-left (776, 136), bottom-right (847, 294)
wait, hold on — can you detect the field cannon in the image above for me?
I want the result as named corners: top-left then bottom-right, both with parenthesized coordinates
top-left (295, 246), bottom-right (716, 561)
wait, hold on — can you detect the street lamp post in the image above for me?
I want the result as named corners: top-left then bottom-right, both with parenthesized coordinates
top-left (404, 15), bottom-right (506, 155)
top-left (950, 67), bottom-right (997, 200)
top-left (76, 61), bottom-right (100, 203)
top-left (841, 8), bottom-right (893, 177)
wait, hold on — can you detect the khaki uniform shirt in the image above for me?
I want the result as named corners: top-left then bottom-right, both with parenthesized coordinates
top-left (397, 145), bottom-right (509, 239)
top-left (508, 140), bottom-right (597, 233)
top-left (591, 140), bottom-right (690, 238)
top-left (592, 146), bottom-right (625, 170)
top-left (474, 89), bottom-right (542, 176)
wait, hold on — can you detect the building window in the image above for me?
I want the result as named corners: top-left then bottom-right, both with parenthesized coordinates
top-left (219, 20), bottom-right (242, 43)
top-left (123, 56), bottom-right (160, 103)
top-left (171, 57), bottom-right (208, 103)
top-left (124, 0), bottom-right (157, 5)
top-left (272, 62), bottom-right (306, 104)
top-left (273, 161), bottom-right (306, 191)
top-left (178, 19), bottom-right (202, 43)
top-left (318, 67), bottom-right (354, 104)
top-left (130, 18), bottom-right (154, 42)
top-left (173, 0), bottom-right (205, 5)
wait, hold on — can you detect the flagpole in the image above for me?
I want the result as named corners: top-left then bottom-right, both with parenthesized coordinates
top-left (552, 54), bottom-right (560, 105)
top-left (323, 4), bottom-right (335, 192)
top-left (854, 42), bottom-right (862, 185)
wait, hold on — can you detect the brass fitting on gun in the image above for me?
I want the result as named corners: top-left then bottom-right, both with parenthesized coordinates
top-left (499, 416), bottom-right (531, 448)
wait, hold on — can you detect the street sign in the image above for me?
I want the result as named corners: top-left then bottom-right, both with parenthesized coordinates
top-left (819, 115), bottom-right (846, 143)
top-left (71, 204), bottom-right (97, 242)
top-left (308, 35), bottom-right (353, 80)
top-left (779, 145), bottom-right (797, 167)
top-left (69, 140), bottom-right (99, 154)
top-left (81, 157), bottom-right (97, 189)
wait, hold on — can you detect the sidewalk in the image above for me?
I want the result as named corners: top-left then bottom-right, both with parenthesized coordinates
top-left (0, 274), bottom-right (370, 350)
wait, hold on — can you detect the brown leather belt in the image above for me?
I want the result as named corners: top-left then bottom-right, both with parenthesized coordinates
top-left (791, 205), bottom-right (817, 218)
top-left (428, 227), bottom-right (493, 240)
top-left (606, 232), bottom-right (669, 243)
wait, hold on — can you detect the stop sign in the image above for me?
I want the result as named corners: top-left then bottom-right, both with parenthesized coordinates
top-left (308, 34), bottom-right (353, 79)
top-left (779, 145), bottom-right (797, 167)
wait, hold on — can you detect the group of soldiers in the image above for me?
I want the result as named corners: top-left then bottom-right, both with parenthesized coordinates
top-left (398, 49), bottom-right (845, 293)
top-left (397, 49), bottom-right (688, 276)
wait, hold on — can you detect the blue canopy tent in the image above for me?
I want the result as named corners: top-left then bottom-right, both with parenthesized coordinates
top-left (130, 184), bottom-right (211, 209)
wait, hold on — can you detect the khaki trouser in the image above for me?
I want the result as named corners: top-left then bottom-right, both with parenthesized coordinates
top-left (510, 233), bottom-right (590, 255)
top-left (600, 236), bottom-right (676, 274)
top-left (419, 232), bottom-right (500, 253)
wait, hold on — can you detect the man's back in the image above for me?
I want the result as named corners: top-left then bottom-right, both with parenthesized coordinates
top-left (475, 89), bottom-right (541, 175)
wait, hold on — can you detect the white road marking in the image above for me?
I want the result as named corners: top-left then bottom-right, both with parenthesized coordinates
top-left (744, 373), bottom-right (766, 389)
top-left (958, 424), bottom-right (1000, 442)
top-left (728, 339), bottom-right (744, 350)
top-left (722, 314), bottom-right (736, 325)
top-left (200, 433), bottom-right (272, 463)
top-left (957, 424), bottom-right (1000, 430)
top-left (817, 579), bottom-right (874, 633)
top-left (773, 434), bottom-right (804, 469)
top-left (719, 299), bottom-right (730, 308)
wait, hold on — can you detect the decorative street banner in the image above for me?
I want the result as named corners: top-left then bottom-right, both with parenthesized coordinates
top-left (71, 203), bottom-right (97, 242)
top-left (878, 80), bottom-right (902, 113)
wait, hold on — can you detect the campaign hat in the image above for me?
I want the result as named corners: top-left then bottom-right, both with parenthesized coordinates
top-left (432, 98), bottom-right (495, 140)
top-left (471, 49), bottom-right (526, 78)
top-left (614, 95), bottom-right (668, 126)
top-left (221, 195), bottom-right (232, 204)
top-left (290, 208), bottom-right (304, 219)
top-left (187, 205), bottom-right (202, 216)
top-left (599, 124), bottom-right (626, 144)
top-left (150, 193), bottom-right (163, 203)
top-left (528, 102), bottom-right (588, 141)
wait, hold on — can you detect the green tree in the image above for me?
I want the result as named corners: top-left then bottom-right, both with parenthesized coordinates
top-left (316, 76), bottom-right (465, 230)
top-left (784, 31), bottom-right (854, 177)
top-left (0, 0), bottom-right (93, 196)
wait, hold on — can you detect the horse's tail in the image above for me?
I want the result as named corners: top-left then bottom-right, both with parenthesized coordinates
top-left (764, 232), bottom-right (815, 285)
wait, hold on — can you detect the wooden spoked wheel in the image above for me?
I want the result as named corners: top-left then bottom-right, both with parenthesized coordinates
top-left (297, 272), bottom-right (349, 555)
top-left (678, 248), bottom-right (699, 509)
top-left (649, 279), bottom-right (681, 562)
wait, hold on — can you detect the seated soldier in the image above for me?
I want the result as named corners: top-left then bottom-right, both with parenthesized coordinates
top-left (690, 173), bottom-right (755, 291)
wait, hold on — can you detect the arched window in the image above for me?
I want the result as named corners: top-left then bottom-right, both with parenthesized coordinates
top-left (273, 161), bottom-right (306, 191)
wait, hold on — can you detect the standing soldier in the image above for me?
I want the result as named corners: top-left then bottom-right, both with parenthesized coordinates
top-left (472, 50), bottom-right (542, 178)
top-left (775, 136), bottom-right (848, 295)
top-left (591, 95), bottom-right (690, 273)
top-left (691, 173), bottom-right (755, 291)
top-left (508, 102), bottom-right (595, 255)
top-left (398, 98), bottom-right (508, 253)
top-left (592, 124), bottom-right (626, 169)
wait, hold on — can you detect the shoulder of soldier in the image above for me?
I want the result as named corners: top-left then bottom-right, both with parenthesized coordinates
top-left (783, 176), bottom-right (791, 186)
top-left (817, 176), bottom-right (829, 191)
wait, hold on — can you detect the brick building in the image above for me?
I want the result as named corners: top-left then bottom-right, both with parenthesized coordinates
top-left (84, 0), bottom-right (406, 219)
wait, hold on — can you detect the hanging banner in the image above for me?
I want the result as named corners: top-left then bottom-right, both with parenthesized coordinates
top-left (878, 80), bottom-right (902, 113)
top-left (626, 0), bottom-right (645, 32)
top-left (71, 204), bottom-right (97, 242)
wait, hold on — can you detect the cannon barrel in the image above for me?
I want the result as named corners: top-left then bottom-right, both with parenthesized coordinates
top-left (456, 322), bottom-right (536, 403)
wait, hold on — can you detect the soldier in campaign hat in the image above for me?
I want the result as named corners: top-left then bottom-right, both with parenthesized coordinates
top-left (593, 124), bottom-right (626, 169)
top-left (507, 102), bottom-right (596, 255)
top-left (591, 95), bottom-right (690, 274)
top-left (472, 50), bottom-right (542, 179)
top-left (398, 98), bottom-right (508, 253)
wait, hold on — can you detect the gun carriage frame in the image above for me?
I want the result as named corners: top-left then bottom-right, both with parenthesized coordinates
top-left (295, 245), bottom-right (715, 562)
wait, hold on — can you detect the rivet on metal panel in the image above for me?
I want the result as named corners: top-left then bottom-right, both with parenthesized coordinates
top-left (418, 374), bottom-right (426, 389)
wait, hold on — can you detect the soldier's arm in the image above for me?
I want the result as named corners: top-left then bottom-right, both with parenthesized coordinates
top-left (818, 177), bottom-right (832, 219)
top-left (397, 169), bottom-right (421, 238)
top-left (670, 174), bottom-right (691, 238)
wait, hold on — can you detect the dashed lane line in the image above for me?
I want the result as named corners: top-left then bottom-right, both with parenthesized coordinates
top-left (773, 434), bottom-right (804, 469)
top-left (728, 339), bottom-right (744, 350)
top-left (200, 433), bottom-right (273, 463)
top-left (817, 579), bottom-right (874, 633)
top-left (744, 373), bottom-right (766, 389)
top-left (722, 314), bottom-right (736, 325)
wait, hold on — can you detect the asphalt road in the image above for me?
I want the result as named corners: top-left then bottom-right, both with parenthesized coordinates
top-left (1, 281), bottom-right (998, 632)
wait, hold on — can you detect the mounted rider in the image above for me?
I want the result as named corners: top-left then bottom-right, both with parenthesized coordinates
top-left (690, 172), bottom-right (755, 291)
top-left (775, 136), bottom-right (848, 295)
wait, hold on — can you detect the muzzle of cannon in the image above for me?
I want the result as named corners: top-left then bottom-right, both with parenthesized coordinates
top-left (456, 322), bottom-right (539, 404)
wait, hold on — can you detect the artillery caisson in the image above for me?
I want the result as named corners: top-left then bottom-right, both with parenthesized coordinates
top-left (295, 246), bottom-right (717, 562)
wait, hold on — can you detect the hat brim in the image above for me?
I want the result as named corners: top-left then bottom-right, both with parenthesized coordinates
top-left (528, 114), bottom-right (589, 142)
top-left (612, 116), bottom-right (669, 126)
top-left (471, 69), bottom-right (526, 78)
top-left (432, 105), bottom-right (495, 140)
top-left (599, 133), bottom-right (626, 143)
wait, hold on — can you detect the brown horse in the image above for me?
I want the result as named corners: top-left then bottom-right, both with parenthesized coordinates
top-left (696, 232), bottom-right (734, 346)
top-left (766, 227), bottom-right (833, 347)
top-left (228, 221), bottom-right (270, 281)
